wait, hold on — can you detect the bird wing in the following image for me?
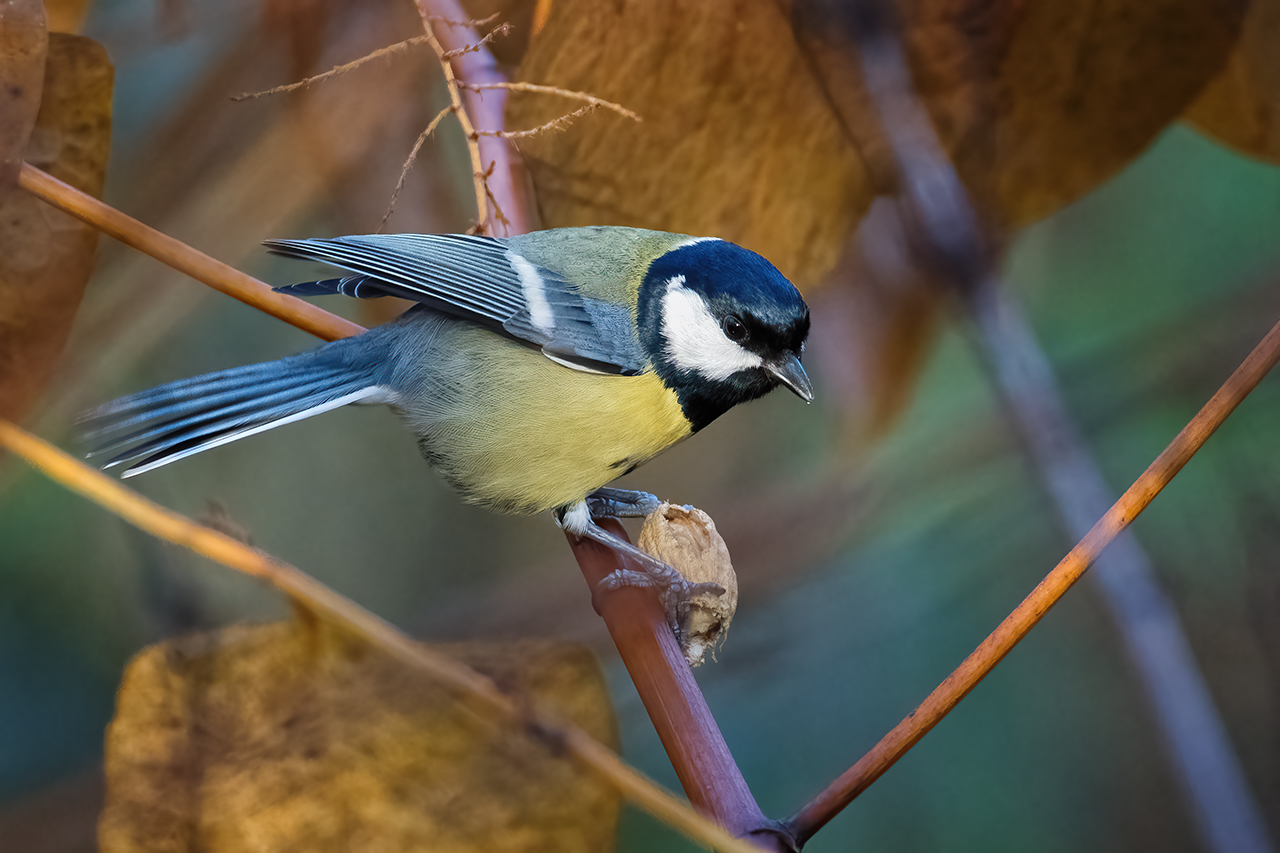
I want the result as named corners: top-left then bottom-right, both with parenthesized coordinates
top-left (265, 234), bottom-right (648, 375)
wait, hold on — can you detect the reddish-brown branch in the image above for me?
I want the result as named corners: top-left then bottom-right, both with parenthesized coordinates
top-left (566, 522), bottom-right (798, 853)
top-left (785, 309), bottom-right (1280, 843)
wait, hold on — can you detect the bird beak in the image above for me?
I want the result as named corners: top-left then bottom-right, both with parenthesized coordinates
top-left (768, 354), bottom-right (814, 402)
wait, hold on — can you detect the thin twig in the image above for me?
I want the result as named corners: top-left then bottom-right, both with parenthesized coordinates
top-left (232, 36), bottom-right (432, 101)
top-left (0, 420), bottom-right (763, 853)
top-left (382, 105), bottom-right (453, 230)
top-left (479, 104), bottom-right (597, 139)
top-left (786, 3), bottom-right (1273, 848)
top-left (457, 80), bottom-right (642, 121)
top-left (411, 7), bottom-right (502, 233)
top-left (412, 0), bottom-right (535, 236)
top-left (17, 163), bottom-right (364, 342)
top-left (479, 162), bottom-right (511, 234)
top-left (440, 23), bottom-right (510, 61)
top-left (785, 306), bottom-right (1280, 842)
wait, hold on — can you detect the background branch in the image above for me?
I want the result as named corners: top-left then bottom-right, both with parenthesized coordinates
top-left (0, 419), bottom-right (762, 853)
top-left (18, 163), bottom-right (363, 342)
top-left (411, 1), bottom-right (536, 235)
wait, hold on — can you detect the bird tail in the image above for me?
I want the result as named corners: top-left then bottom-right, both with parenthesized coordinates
top-left (83, 336), bottom-right (394, 477)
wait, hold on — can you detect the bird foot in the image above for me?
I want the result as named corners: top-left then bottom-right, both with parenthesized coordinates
top-left (557, 491), bottom-right (726, 637)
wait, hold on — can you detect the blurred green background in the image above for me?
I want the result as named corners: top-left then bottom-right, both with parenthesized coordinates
top-left (2, 2), bottom-right (1279, 851)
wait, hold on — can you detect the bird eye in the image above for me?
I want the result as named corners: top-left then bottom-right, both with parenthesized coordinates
top-left (722, 315), bottom-right (748, 343)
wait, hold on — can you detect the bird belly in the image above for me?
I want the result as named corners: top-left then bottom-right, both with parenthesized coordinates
top-left (387, 318), bottom-right (691, 515)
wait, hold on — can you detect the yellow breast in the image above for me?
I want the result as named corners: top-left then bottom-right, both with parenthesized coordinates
top-left (402, 326), bottom-right (692, 514)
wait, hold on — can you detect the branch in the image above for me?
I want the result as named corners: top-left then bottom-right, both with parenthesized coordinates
top-left (565, 525), bottom-right (797, 852)
top-left (787, 305), bottom-right (1280, 836)
top-left (0, 419), bottom-right (762, 853)
top-left (383, 105), bottom-right (454, 229)
top-left (231, 36), bottom-right (432, 101)
top-left (457, 81), bottom-right (642, 122)
top-left (479, 103), bottom-right (598, 139)
top-left (17, 163), bottom-right (363, 342)
top-left (412, 1), bottom-right (535, 235)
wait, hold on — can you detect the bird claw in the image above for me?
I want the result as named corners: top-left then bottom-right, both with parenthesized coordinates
top-left (570, 489), bottom-right (727, 640)
top-left (585, 487), bottom-right (663, 520)
top-left (597, 565), bottom-right (726, 635)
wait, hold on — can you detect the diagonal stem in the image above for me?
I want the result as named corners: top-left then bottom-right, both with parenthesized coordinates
top-left (17, 163), bottom-right (363, 341)
top-left (785, 303), bottom-right (1280, 843)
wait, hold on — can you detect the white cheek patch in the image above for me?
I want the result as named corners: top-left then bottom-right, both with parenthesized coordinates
top-left (660, 275), bottom-right (764, 380)
top-left (506, 251), bottom-right (555, 336)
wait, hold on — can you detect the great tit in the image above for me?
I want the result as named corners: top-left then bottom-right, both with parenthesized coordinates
top-left (86, 226), bottom-right (812, 588)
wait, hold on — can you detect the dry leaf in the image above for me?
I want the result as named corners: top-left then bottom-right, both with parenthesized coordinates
top-left (0, 32), bottom-right (111, 422)
top-left (99, 619), bottom-right (621, 853)
top-left (1184, 0), bottom-right (1280, 161)
top-left (507, 0), bottom-right (872, 290)
top-left (0, 0), bottom-right (47, 199)
top-left (44, 0), bottom-right (93, 34)
top-left (510, 0), bottom-right (1245, 283)
top-left (902, 0), bottom-right (1247, 225)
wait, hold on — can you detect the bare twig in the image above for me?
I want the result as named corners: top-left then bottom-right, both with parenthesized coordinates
top-left (457, 81), bottom-right (642, 121)
top-left (479, 104), bottom-right (598, 139)
top-left (440, 24), bottom-right (509, 61)
top-left (0, 420), bottom-right (763, 853)
top-left (231, 36), bottom-right (432, 101)
top-left (788, 307), bottom-right (1280, 839)
top-left (17, 163), bottom-right (364, 342)
top-left (412, 0), bottom-right (535, 235)
top-left (382, 105), bottom-right (453, 230)
top-left (965, 281), bottom-right (1275, 853)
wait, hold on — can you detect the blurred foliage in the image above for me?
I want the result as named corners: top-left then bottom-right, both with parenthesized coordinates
top-left (0, 32), bottom-right (111, 422)
top-left (100, 619), bottom-right (619, 853)
top-left (0, 2), bottom-right (1279, 852)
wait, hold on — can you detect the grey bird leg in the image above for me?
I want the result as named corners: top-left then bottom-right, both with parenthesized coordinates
top-left (559, 490), bottom-right (726, 635)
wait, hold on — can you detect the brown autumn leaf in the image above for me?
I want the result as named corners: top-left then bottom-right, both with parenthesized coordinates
top-left (512, 0), bottom-right (1245, 277)
top-left (0, 32), bottom-right (111, 422)
top-left (507, 0), bottom-right (872, 290)
top-left (99, 618), bottom-right (621, 853)
top-left (44, 0), bottom-right (93, 34)
top-left (899, 0), bottom-right (1247, 226)
top-left (0, 0), bottom-right (46, 199)
top-left (1183, 0), bottom-right (1280, 161)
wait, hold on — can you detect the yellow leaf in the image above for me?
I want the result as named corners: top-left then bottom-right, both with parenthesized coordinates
top-left (99, 619), bottom-right (621, 853)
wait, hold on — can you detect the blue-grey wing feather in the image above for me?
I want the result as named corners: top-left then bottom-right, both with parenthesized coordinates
top-left (265, 234), bottom-right (647, 374)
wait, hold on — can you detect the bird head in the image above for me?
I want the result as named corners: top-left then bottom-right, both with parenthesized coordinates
top-left (638, 238), bottom-right (812, 431)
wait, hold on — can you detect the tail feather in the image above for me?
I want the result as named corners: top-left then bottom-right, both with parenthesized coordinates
top-left (84, 342), bottom-right (393, 476)
top-left (87, 368), bottom-right (347, 446)
top-left (97, 376), bottom-right (356, 469)
top-left (89, 370), bottom-right (348, 452)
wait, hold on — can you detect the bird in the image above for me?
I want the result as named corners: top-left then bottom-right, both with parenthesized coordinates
top-left (84, 226), bottom-right (813, 602)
